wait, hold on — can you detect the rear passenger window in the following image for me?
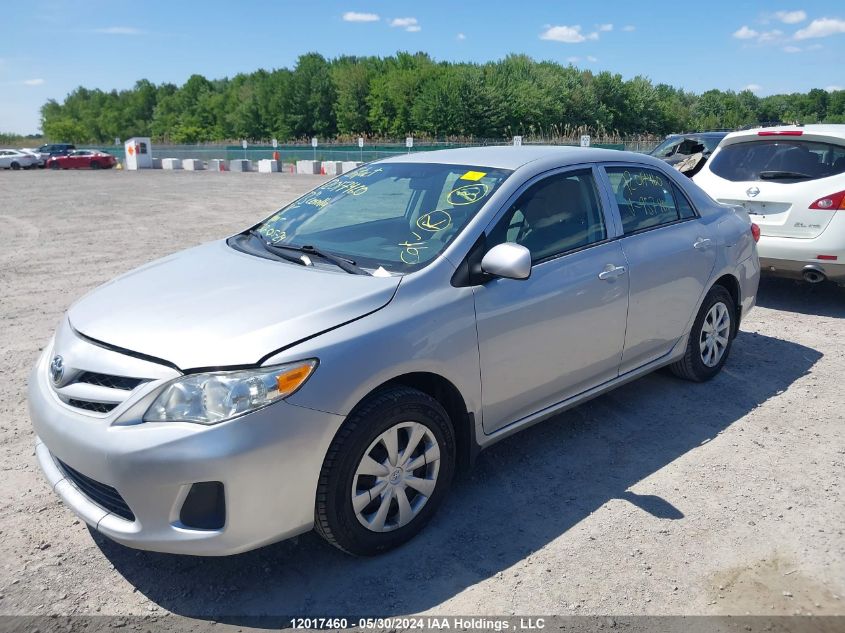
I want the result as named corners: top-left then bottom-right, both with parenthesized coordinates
top-left (605, 167), bottom-right (682, 234)
top-left (674, 184), bottom-right (697, 219)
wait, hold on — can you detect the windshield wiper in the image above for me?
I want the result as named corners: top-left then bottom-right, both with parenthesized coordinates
top-left (759, 170), bottom-right (814, 180)
top-left (267, 243), bottom-right (371, 276)
top-left (246, 229), bottom-right (308, 266)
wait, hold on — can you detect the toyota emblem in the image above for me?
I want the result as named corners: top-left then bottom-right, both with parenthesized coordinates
top-left (49, 355), bottom-right (64, 385)
top-left (746, 186), bottom-right (760, 198)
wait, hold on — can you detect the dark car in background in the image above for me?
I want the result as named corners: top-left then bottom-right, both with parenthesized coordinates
top-left (651, 132), bottom-right (729, 176)
top-left (46, 149), bottom-right (117, 170)
top-left (27, 143), bottom-right (77, 167)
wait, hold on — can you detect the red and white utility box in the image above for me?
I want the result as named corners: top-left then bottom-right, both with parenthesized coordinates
top-left (124, 137), bottom-right (153, 170)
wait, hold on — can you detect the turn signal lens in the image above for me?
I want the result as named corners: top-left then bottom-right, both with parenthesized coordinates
top-left (276, 364), bottom-right (316, 393)
top-left (808, 190), bottom-right (845, 210)
top-left (751, 223), bottom-right (761, 243)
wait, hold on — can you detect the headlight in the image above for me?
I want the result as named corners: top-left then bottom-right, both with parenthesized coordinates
top-left (143, 360), bottom-right (317, 425)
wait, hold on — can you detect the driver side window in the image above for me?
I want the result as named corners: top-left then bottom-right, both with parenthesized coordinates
top-left (487, 170), bottom-right (607, 263)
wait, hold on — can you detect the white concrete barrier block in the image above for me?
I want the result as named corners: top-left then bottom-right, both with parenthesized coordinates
top-left (151, 158), bottom-right (162, 169)
top-left (341, 161), bottom-right (362, 173)
top-left (162, 158), bottom-right (182, 170)
top-left (229, 159), bottom-right (251, 172)
top-left (321, 161), bottom-right (343, 176)
top-left (296, 160), bottom-right (320, 175)
top-left (208, 159), bottom-right (226, 171)
top-left (258, 159), bottom-right (280, 173)
top-left (182, 159), bottom-right (205, 171)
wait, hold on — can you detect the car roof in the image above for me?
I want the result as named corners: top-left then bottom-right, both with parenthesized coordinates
top-left (722, 124), bottom-right (845, 144)
top-left (664, 132), bottom-right (728, 139)
top-left (377, 145), bottom-right (654, 171)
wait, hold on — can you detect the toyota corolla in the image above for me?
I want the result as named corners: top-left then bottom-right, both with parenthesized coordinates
top-left (29, 147), bottom-right (759, 556)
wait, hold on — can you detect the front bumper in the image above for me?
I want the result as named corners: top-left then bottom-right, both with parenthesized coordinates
top-left (29, 343), bottom-right (344, 556)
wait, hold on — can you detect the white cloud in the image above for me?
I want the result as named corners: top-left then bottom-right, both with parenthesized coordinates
top-left (456, 32), bottom-right (466, 40)
top-left (783, 45), bottom-right (802, 52)
top-left (825, 85), bottom-right (843, 92)
top-left (23, 78), bottom-right (45, 86)
top-left (93, 26), bottom-right (145, 35)
top-left (567, 56), bottom-right (580, 63)
top-left (389, 17), bottom-right (420, 32)
top-left (758, 29), bottom-right (783, 42)
top-left (342, 11), bottom-right (380, 23)
top-left (586, 55), bottom-right (598, 62)
top-left (622, 25), bottom-right (636, 32)
top-left (597, 23), bottom-right (613, 32)
top-left (744, 83), bottom-right (763, 93)
top-left (539, 24), bottom-right (598, 43)
top-left (794, 17), bottom-right (845, 40)
top-left (733, 25), bottom-right (759, 39)
top-left (775, 10), bottom-right (806, 24)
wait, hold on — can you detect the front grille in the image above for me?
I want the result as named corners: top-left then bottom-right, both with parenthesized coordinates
top-left (66, 399), bottom-right (117, 414)
top-left (57, 459), bottom-right (135, 521)
top-left (76, 371), bottom-right (145, 391)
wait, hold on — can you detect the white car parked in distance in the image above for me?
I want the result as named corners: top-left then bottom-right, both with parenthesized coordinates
top-left (0, 149), bottom-right (40, 170)
top-left (694, 125), bottom-right (845, 286)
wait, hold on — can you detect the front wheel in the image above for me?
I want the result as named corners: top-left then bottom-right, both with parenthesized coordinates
top-left (315, 386), bottom-right (456, 555)
top-left (10, 162), bottom-right (20, 170)
top-left (50, 162), bottom-right (60, 170)
top-left (669, 285), bottom-right (736, 382)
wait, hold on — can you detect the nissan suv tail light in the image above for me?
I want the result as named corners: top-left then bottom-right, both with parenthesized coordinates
top-left (809, 190), bottom-right (845, 210)
top-left (751, 223), bottom-right (761, 243)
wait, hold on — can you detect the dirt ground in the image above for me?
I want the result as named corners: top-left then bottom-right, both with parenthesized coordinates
top-left (0, 170), bottom-right (842, 620)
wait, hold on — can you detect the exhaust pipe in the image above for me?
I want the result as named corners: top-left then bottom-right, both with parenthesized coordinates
top-left (802, 266), bottom-right (827, 284)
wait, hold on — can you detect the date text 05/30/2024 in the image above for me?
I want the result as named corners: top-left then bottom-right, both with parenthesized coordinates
top-left (290, 617), bottom-right (547, 630)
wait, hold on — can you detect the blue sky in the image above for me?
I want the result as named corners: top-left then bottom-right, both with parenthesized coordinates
top-left (2, 0), bottom-right (844, 134)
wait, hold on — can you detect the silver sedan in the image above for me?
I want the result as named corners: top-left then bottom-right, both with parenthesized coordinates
top-left (29, 146), bottom-right (760, 556)
top-left (0, 149), bottom-right (39, 169)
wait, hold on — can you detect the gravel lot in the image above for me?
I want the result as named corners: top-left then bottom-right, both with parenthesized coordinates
top-left (0, 170), bottom-right (843, 620)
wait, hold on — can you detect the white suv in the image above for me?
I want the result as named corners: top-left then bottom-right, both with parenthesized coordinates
top-left (694, 125), bottom-right (845, 286)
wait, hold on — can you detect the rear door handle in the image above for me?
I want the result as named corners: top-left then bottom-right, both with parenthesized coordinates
top-left (598, 265), bottom-right (627, 281)
top-left (693, 237), bottom-right (713, 250)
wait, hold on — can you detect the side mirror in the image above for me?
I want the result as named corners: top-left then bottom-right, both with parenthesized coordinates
top-left (480, 243), bottom-right (532, 280)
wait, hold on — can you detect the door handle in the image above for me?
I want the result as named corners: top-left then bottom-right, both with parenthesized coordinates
top-left (693, 237), bottom-right (713, 250)
top-left (598, 265), bottom-right (627, 281)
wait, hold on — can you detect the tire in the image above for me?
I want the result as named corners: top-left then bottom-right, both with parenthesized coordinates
top-left (315, 386), bottom-right (456, 556)
top-left (50, 162), bottom-right (60, 170)
top-left (10, 162), bottom-right (20, 170)
top-left (90, 161), bottom-right (101, 170)
top-left (669, 284), bottom-right (736, 382)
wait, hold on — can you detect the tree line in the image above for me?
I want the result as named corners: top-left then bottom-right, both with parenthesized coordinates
top-left (38, 52), bottom-right (845, 144)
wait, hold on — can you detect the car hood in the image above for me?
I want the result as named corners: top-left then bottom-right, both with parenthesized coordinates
top-left (68, 240), bottom-right (401, 370)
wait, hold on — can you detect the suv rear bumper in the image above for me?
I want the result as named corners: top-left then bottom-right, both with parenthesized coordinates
top-left (759, 256), bottom-right (845, 284)
top-left (757, 213), bottom-right (845, 284)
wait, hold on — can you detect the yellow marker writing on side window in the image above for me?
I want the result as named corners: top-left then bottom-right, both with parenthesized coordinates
top-left (460, 171), bottom-right (486, 181)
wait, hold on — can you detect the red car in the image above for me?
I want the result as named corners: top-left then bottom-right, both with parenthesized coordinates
top-left (46, 149), bottom-right (117, 170)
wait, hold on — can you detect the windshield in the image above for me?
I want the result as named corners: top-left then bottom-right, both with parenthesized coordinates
top-left (709, 139), bottom-right (845, 182)
top-left (252, 162), bottom-right (512, 272)
top-left (651, 137), bottom-right (681, 158)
